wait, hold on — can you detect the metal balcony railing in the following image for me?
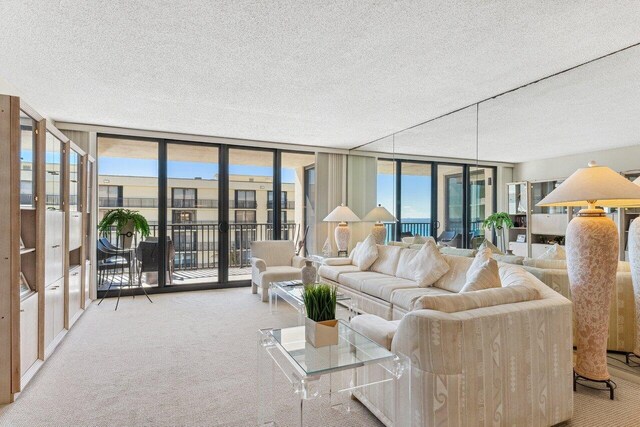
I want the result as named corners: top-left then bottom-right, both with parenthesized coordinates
top-left (267, 200), bottom-right (296, 209)
top-left (99, 222), bottom-right (299, 272)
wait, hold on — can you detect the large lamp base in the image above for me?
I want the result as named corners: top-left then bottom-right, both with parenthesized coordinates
top-left (627, 218), bottom-right (640, 360)
top-left (567, 211), bottom-right (618, 383)
top-left (371, 223), bottom-right (387, 245)
top-left (334, 222), bottom-right (351, 257)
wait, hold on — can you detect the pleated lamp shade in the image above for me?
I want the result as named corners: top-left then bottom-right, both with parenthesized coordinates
top-left (323, 204), bottom-right (360, 223)
top-left (363, 204), bottom-right (396, 223)
top-left (537, 162), bottom-right (640, 208)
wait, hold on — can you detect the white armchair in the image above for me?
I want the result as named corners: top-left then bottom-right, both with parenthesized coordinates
top-left (250, 240), bottom-right (306, 302)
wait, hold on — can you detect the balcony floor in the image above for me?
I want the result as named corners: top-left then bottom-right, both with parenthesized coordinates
top-left (97, 267), bottom-right (251, 291)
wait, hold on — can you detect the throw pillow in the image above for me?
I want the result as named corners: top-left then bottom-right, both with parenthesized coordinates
top-left (460, 248), bottom-right (501, 292)
top-left (538, 243), bottom-right (566, 260)
top-left (414, 285), bottom-right (539, 313)
top-left (478, 239), bottom-right (504, 255)
top-left (410, 239), bottom-right (450, 287)
top-left (352, 234), bottom-right (378, 270)
top-left (349, 242), bottom-right (362, 260)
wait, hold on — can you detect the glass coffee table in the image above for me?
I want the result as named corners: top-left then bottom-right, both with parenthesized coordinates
top-left (257, 320), bottom-right (410, 426)
top-left (269, 280), bottom-right (356, 325)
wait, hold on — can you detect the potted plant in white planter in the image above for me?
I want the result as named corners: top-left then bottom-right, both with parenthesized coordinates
top-left (302, 284), bottom-right (338, 347)
top-left (482, 212), bottom-right (514, 254)
top-left (98, 208), bottom-right (151, 249)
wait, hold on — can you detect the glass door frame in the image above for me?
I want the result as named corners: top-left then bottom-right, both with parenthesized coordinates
top-left (97, 134), bottom-right (301, 296)
top-left (380, 158), bottom-right (497, 248)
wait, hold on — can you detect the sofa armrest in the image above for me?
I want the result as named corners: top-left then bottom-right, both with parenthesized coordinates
top-left (291, 255), bottom-right (306, 269)
top-left (251, 257), bottom-right (267, 273)
top-left (323, 257), bottom-right (353, 266)
top-left (392, 297), bottom-right (572, 377)
top-left (350, 314), bottom-right (400, 350)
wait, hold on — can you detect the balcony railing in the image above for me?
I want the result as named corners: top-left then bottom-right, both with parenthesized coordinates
top-left (100, 222), bottom-right (299, 272)
top-left (384, 220), bottom-right (485, 245)
top-left (234, 200), bottom-right (257, 209)
top-left (267, 200), bottom-right (296, 209)
top-left (99, 197), bottom-right (219, 209)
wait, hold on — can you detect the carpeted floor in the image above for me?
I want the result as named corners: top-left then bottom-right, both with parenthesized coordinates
top-left (1, 288), bottom-right (640, 426)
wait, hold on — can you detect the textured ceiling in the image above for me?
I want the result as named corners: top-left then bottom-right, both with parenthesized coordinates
top-left (1, 1), bottom-right (640, 160)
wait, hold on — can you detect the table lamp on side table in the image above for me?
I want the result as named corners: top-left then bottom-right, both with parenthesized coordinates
top-left (537, 161), bottom-right (640, 400)
top-left (323, 204), bottom-right (360, 257)
top-left (363, 204), bottom-right (396, 245)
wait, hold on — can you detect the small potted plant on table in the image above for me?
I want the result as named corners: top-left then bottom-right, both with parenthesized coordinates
top-left (302, 284), bottom-right (338, 347)
top-left (482, 212), bottom-right (514, 254)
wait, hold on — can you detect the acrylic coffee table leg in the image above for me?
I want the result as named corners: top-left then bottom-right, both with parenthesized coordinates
top-left (257, 329), bottom-right (276, 426)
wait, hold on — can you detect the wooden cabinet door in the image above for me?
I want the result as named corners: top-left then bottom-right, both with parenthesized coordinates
top-left (53, 282), bottom-right (65, 338)
top-left (44, 284), bottom-right (56, 348)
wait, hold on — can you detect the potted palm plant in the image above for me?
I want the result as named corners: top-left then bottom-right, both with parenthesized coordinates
top-left (98, 208), bottom-right (150, 249)
top-left (482, 212), bottom-right (514, 254)
top-left (302, 284), bottom-right (338, 347)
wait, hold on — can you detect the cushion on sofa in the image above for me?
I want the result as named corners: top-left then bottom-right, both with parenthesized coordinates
top-left (479, 239), bottom-right (504, 255)
top-left (492, 254), bottom-right (524, 265)
top-left (257, 266), bottom-right (302, 287)
top-left (349, 242), bottom-right (362, 260)
top-left (360, 277), bottom-right (418, 302)
top-left (460, 248), bottom-right (501, 292)
top-left (538, 243), bottom-right (566, 260)
top-left (413, 285), bottom-right (539, 313)
top-left (353, 235), bottom-right (378, 270)
top-left (433, 255), bottom-right (474, 293)
top-left (396, 240), bottom-right (449, 287)
top-left (387, 241), bottom-right (411, 248)
top-left (323, 257), bottom-right (354, 266)
top-left (350, 314), bottom-right (401, 350)
top-left (439, 247), bottom-right (477, 257)
top-left (318, 264), bottom-right (360, 282)
top-left (523, 258), bottom-right (567, 269)
top-left (370, 244), bottom-right (403, 276)
top-left (338, 271), bottom-right (389, 292)
top-left (390, 287), bottom-right (453, 312)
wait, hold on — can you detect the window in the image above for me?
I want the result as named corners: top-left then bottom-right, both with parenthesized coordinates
top-left (99, 185), bottom-right (122, 207)
top-left (267, 191), bottom-right (288, 209)
top-left (172, 188), bottom-right (197, 208)
top-left (267, 210), bottom-right (287, 224)
top-left (235, 210), bottom-right (256, 223)
top-left (172, 210), bottom-right (196, 224)
top-left (235, 190), bottom-right (256, 208)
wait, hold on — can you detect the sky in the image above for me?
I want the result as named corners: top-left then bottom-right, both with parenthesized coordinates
top-left (97, 157), bottom-right (433, 220)
top-left (98, 158), bottom-right (296, 183)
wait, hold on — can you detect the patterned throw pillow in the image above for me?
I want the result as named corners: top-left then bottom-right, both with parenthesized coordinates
top-left (459, 248), bottom-right (501, 292)
top-left (352, 234), bottom-right (379, 270)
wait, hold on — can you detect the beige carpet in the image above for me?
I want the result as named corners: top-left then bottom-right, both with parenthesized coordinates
top-left (0, 288), bottom-right (639, 426)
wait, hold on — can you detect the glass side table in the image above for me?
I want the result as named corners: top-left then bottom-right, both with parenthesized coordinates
top-left (269, 281), bottom-right (356, 325)
top-left (257, 320), bottom-right (410, 426)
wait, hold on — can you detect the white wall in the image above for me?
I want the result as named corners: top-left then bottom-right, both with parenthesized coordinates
top-left (0, 75), bottom-right (21, 96)
top-left (514, 145), bottom-right (640, 182)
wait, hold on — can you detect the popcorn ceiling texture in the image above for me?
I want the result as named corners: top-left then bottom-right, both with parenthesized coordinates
top-left (0, 1), bottom-right (639, 161)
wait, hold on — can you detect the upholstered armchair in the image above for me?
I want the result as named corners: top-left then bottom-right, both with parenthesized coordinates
top-left (250, 240), bottom-right (306, 302)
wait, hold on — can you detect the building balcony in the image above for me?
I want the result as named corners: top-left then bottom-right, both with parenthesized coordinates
top-left (266, 200), bottom-right (296, 209)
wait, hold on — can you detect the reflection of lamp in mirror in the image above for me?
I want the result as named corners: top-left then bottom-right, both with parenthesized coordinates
top-left (363, 204), bottom-right (396, 244)
top-left (538, 161), bottom-right (640, 399)
top-left (323, 204), bottom-right (360, 257)
top-left (626, 177), bottom-right (640, 365)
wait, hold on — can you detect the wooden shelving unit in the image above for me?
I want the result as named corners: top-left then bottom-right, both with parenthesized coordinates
top-left (0, 94), bottom-right (94, 404)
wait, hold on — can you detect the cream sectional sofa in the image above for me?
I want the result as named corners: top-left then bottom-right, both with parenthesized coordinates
top-left (522, 260), bottom-right (636, 353)
top-left (320, 244), bottom-right (488, 320)
top-left (319, 244), bottom-right (573, 427)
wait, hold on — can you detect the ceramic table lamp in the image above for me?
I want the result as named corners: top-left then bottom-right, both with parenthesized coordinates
top-left (537, 161), bottom-right (640, 399)
top-left (363, 204), bottom-right (396, 244)
top-left (323, 204), bottom-right (360, 256)
top-left (627, 177), bottom-right (640, 365)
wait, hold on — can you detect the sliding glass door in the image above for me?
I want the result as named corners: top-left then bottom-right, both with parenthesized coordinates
top-left (167, 143), bottom-right (220, 285)
top-left (97, 136), bottom-right (315, 294)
